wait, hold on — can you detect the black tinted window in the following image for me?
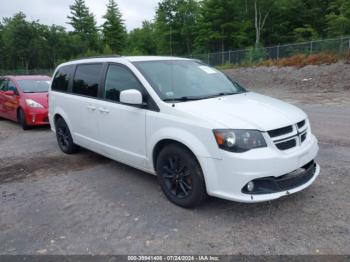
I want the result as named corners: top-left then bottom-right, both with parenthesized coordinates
top-left (104, 65), bottom-right (143, 102)
top-left (73, 64), bottom-right (102, 98)
top-left (52, 65), bottom-right (74, 92)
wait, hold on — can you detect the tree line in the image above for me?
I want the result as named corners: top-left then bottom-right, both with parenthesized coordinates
top-left (0, 0), bottom-right (349, 70)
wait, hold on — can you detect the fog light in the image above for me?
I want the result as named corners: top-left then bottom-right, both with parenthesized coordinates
top-left (32, 115), bottom-right (36, 123)
top-left (247, 181), bottom-right (255, 192)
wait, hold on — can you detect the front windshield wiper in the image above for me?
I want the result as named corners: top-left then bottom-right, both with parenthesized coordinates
top-left (163, 96), bottom-right (204, 102)
top-left (200, 92), bottom-right (240, 99)
top-left (24, 91), bottom-right (47, 93)
top-left (163, 92), bottom-right (241, 103)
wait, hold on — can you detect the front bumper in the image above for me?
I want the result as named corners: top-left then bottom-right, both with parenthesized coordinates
top-left (199, 133), bottom-right (320, 203)
top-left (25, 108), bottom-right (49, 126)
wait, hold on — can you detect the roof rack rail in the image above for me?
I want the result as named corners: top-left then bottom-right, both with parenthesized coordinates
top-left (71, 55), bottom-right (121, 61)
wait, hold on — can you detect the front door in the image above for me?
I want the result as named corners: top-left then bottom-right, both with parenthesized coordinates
top-left (3, 80), bottom-right (19, 121)
top-left (0, 78), bottom-right (7, 117)
top-left (97, 64), bottom-right (147, 169)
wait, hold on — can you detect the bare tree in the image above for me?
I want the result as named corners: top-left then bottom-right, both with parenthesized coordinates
top-left (254, 0), bottom-right (272, 47)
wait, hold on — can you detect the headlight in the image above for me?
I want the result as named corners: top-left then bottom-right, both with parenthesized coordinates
top-left (213, 129), bottom-right (267, 153)
top-left (25, 99), bottom-right (44, 108)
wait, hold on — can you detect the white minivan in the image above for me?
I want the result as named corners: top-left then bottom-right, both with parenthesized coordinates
top-left (49, 56), bottom-right (320, 207)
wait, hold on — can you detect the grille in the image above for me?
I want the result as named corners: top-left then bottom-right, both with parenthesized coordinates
top-left (297, 120), bottom-right (306, 129)
top-left (268, 119), bottom-right (308, 151)
top-left (268, 126), bottom-right (293, 138)
top-left (276, 161), bottom-right (315, 190)
top-left (276, 139), bottom-right (297, 150)
top-left (242, 160), bottom-right (316, 195)
top-left (301, 132), bottom-right (307, 143)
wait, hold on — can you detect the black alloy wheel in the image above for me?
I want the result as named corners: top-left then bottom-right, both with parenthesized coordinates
top-left (156, 144), bottom-right (207, 208)
top-left (55, 118), bottom-right (78, 154)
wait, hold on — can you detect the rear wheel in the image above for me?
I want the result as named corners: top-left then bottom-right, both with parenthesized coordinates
top-left (156, 144), bottom-right (207, 208)
top-left (55, 118), bottom-right (79, 154)
top-left (18, 109), bottom-right (30, 130)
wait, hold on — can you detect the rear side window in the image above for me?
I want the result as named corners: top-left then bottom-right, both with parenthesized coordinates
top-left (104, 65), bottom-right (144, 102)
top-left (52, 65), bottom-right (74, 92)
top-left (72, 64), bottom-right (103, 98)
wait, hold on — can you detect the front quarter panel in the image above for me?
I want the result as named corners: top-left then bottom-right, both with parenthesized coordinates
top-left (146, 107), bottom-right (221, 172)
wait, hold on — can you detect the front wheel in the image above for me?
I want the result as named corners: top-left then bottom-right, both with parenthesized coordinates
top-left (18, 108), bottom-right (30, 130)
top-left (55, 118), bottom-right (79, 154)
top-left (156, 144), bottom-right (207, 208)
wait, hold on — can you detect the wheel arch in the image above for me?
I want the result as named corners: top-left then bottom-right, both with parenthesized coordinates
top-left (51, 108), bottom-right (72, 133)
top-left (152, 139), bottom-right (199, 171)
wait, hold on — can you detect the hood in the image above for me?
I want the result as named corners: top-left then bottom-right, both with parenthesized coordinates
top-left (23, 93), bottom-right (48, 108)
top-left (175, 92), bottom-right (307, 131)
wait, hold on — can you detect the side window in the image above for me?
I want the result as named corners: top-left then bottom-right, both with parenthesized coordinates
top-left (104, 65), bottom-right (144, 102)
top-left (7, 81), bottom-right (17, 92)
top-left (72, 64), bottom-right (103, 98)
top-left (52, 65), bottom-right (74, 92)
top-left (0, 79), bottom-right (7, 91)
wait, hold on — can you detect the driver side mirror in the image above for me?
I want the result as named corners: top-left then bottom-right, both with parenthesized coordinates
top-left (4, 90), bottom-right (15, 96)
top-left (120, 89), bottom-right (144, 106)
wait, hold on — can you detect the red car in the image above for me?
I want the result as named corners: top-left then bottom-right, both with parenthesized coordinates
top-left (0, 75), bottom-right (51, 130)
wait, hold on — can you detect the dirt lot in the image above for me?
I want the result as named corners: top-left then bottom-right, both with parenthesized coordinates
top-left (0, 63), bottom-right (350, 255)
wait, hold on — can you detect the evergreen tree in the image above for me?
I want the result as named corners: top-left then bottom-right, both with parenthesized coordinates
top-left (194, 0), bottom-right (252, 53)
top-left (102, 0), bottom-right (127, 54)
top-left (67, 0), bottom-right (99, 52)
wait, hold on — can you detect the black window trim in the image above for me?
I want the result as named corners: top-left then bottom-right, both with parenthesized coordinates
top-left (50, 62), bottom-right (160, 112)
top-left (100, 62), bottom-right (159, 112)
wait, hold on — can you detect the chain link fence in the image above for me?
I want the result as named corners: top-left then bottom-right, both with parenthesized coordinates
top-left (0, 69), bottom-right (53, 76)
top-left (1, 36), bottom-right (350, 75)
top-left (192, 36), bottom-right (350, 67)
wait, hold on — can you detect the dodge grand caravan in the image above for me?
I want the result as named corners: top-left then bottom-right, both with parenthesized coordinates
top-left (49, 56), bottom-right (320, 208)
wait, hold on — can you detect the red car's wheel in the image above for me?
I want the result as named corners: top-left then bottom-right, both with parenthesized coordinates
top-left (17, 108), bottom-right (30, 130)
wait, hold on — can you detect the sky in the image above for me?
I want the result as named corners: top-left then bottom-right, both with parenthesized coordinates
top-left (0, 0), bottom-right (160, 31)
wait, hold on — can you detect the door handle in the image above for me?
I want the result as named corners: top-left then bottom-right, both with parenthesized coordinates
top-left (99, 108), bottom-right (110, 114)
top-left (87, 105), bottom-right (96, 111)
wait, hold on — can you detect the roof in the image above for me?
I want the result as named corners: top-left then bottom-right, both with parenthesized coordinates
top-left (125, 56), bottom-right (192, 62)
top-left (4, 75), bottom-right (51, 80)
top-left (60, 56), bottom-right (192, 67)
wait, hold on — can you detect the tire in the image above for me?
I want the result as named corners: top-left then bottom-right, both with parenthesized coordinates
top-left (156, 144), bottom-right (207, 208)
top-left (18, 108), bottom-right (30, 130)
top-left (55, 118), bottom-right (79, 154)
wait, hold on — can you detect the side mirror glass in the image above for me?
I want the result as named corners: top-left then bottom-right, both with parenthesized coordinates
top-left (120, 89), bottom-right (143, 105)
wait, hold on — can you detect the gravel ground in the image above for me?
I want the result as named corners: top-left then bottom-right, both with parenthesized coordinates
top-left (0, 63), bottom-right (349, 255)
top-left (225, 61), bottom-right (350, 105)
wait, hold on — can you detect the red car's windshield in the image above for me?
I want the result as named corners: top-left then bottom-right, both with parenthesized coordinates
top-left (17, 79), bottom-right (51, 93)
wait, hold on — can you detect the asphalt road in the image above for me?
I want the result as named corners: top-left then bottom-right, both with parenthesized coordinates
top-left (0, 99), bottom-right (349, 255)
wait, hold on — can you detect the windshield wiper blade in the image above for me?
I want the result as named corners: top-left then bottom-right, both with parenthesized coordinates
top-left (163, 96), bottom-right (203, 102)
top-left (163, 92), bottom-right (240, 102)
top-left (198, 92), bottom-right (239, 100)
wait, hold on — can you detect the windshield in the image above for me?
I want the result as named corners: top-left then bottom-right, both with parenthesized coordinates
top-left (17, 79), bottom-right (51, 93)
top-left (133, 60), bottom-right (246, 102)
